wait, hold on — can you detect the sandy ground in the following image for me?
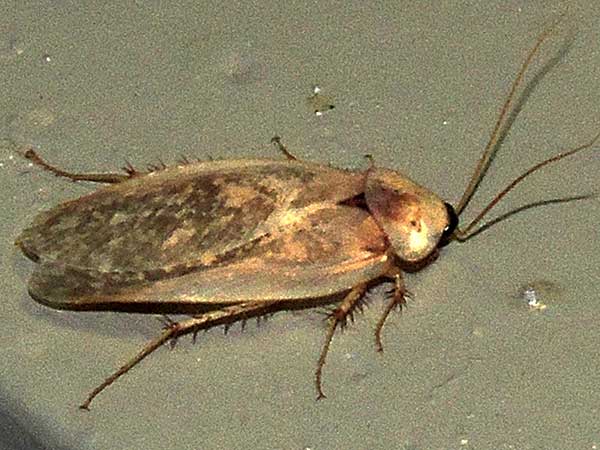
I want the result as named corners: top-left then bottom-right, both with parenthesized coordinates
top-left (1, 2), bottom-right (599, 449)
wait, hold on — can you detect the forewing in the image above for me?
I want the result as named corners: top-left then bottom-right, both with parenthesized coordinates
top-left (18, 159), bottom-right (364, 276)
top-left (27, 206), bottom-right (391, 310)
top-left (19, 159), bottom-right (378, 309)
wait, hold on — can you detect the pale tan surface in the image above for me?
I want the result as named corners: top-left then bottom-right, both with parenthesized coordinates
top-left (1, 2), bottom-right (599, 449)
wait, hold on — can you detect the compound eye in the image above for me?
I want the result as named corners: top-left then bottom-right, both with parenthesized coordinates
top-left (439, 202), bottom-right (458, 248)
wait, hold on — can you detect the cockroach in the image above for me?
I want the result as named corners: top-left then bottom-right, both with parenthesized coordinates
top-left (15, 23), bottom-right (598, 409)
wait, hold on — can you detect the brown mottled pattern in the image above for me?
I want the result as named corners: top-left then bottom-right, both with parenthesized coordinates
top-left (18, 162), bottom-right (365, 287)
top-left (28, 205), bottom-right (389, 306)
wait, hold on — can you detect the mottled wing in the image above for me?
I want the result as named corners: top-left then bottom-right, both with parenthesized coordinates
top-left (18, 159), bottom-right (389, 310)
top-left (27, 206), bottom-right (391, 310)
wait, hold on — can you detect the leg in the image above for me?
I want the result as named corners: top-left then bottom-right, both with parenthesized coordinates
top-left (270, 136), bottom-right (298, 161)
top-left (315, 283), bottom-right (368, 400)
top-left (80, 301), bottom-right (276, 410)
top-left (24, 148), bottom-right (134, 184)
top-left (374, 269), bottom-right (410, 353)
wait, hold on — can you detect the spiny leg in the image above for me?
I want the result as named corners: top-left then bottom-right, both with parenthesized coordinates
top-left (80, 301), bottom-right (276, 410)
top-left (23, 148), bottom-right (134, 184)
top-left (270, 136), bottom-right (298, 161)
top-left (315, 282), bottom-right (368, 400)
top-left (375, 269), bottom-right (409, 353)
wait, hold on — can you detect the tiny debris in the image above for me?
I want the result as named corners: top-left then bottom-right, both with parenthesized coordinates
top-left (220, 48), bottom-right (265, 84)
top-left (516, 280), bottom-right (563, 311)
top-left (0, 30), bottom-right (25, 62)
top-left (522, 286), bottom-right (547, 311)
top-left (307, 85), bottom-right (335, 116)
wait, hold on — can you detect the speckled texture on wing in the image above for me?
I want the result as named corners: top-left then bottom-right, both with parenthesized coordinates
top-left (27, 206), bottom-right (391, 309)
top-left (18, 159), bottom-right (387, 308)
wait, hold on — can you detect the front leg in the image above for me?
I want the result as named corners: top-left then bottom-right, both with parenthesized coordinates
top-left (375, 267), bottom-right (410, 353)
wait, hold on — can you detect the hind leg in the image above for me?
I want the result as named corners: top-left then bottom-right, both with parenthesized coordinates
top-left (24, 148), bottom-right (136, 184)
top-left (80, 301), bottom-right (278, 410)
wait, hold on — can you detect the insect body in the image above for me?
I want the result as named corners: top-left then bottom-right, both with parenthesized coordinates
top-left (19, 158), bottom-right (449, 308)
top-left (15, 24), bottom-right (598, 409)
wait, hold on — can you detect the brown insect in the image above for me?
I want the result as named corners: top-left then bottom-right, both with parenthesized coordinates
top-left (15, 23), bottom-right (598, 410)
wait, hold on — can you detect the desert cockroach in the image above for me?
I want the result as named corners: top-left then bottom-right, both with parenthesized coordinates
top-left (16, 22), bottom-right (598, 410)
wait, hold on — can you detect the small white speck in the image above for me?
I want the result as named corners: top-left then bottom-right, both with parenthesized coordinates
top-left (523, 287), bottom-right (536, 305)
top-left (308, 85), bottom-right (334, 116)
top-left (522, 286), bottom-right (547, 311)
top-left (516, 280), bottom-right (561, 311)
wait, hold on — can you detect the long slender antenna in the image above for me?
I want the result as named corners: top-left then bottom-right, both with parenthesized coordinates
top-left (455, 19), bottom-right (561, 216)
top-left (453, 132), bottom-right (599, 241)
